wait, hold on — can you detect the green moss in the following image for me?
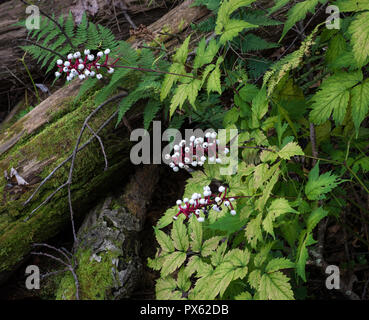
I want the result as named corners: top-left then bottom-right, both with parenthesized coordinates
top-left (56, 248), bottom-right (120, 300)
top-left (39, 270), bottom-right (66, 300)
top-left (0, 87), bottom-right (133, 274)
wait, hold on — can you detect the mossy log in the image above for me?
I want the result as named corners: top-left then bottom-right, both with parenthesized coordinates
top-left (0, 86), bottom-right (134, 284)
top-left (0, 0), bottom-right (208, 285)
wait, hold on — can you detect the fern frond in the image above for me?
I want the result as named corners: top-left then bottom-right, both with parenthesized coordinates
top-left (29, 16), bottom-right (48, 39)
top-left (95, 81), bottom-right (121, 106)
top-left (42, 28), bottom-right (60, 47)
top-left (86, 22), bottom-right (101, 49)
top-left (46, 56), bottom-right (59, 74)
top-left (115, 40), bottom-right (139, 65)
top-left (144, 100), bottom-right (162, 130)
top-left (117, 83), bottom-right (160, 124)
top-left (137, 48), bottom-right (156, 69)
top-left (35, 18), bottom-right (53, 42)
top-left (98, 24), bottom-right (118, 50)
top-left (64, 12), bottom-right (75, 40)
top-left (233, 33), bottom-right (279, 53)
top-left (20, 45), bottom-right (43, 60)
top-left (241, 9), bottom-right (282, 26)
top-left (191, 16), bottom-right (217, 32)
top-left (75, 12), bottom-right (88, 47)
top-left (247, 57), bottom-right (272, 79)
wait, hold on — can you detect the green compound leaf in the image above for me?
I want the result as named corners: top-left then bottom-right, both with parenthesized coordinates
top-left (154, 229), bottom-right (175, 253)
top-left (296, 230), bottom-right (316, 281)
top-left (171, 219), bottom-right (189, 252)
top-left (173, 35), bottom-right (191, 64)
top-left (309, 71), bottom-right (362, 125)
top-left (177, 267), bottom-right (191, 292)
top-left (201, 236), bottom-right (223, 257)
top-left (189, 216), bottom-right (203, 252)
top-left (349, 11), bottom-right (369, 67)
top-left (219, 19), bottom-right (257, 45)
top-left (193, 38), bottom-right (219, 69)
top-left (265, 258), bottom-right (295, 273)
top-left (263, 198), bottom-right (298, 238)
top-left (351, 79), bottom-right (369, 136)
top-left (259, 271), bottom-right (294, 300)
top-left (278, 142), bottom-right (304, 160)
top-left (305, 162), bottom-right (341, 201)
top-left (161, 251), bottom-right (187, 277)
top-left (156, 276), bottom-right (177, 300)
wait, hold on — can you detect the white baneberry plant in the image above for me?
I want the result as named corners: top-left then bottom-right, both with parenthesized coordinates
top-left (55, 49), bottom-right (115, 82)
top-left (173, 185), bottom-right (237, 222)
top-left (165, 132), bottom-right (230, 172)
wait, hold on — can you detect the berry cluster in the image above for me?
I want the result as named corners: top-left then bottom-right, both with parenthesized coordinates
top-left (165, 132), bottom-right (229, 172)
top-left (173, 185), bottom-right (236, 222)
top-left (54, 48), bottom-right (118, 81)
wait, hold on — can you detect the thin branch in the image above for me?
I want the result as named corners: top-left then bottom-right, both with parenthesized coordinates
top-left (86, 123), bottom-right (108, 170)
top-left (32, 243), bottom-right (72, 264)
top-left (31, 250), bottom-right (80, 299)
top-left (122, 9), bottom-right (137, 29)
top-left (24, 182), bottom-right (68, 221)
top-left (68, 185), bottom-right (77, 244)
top-left (309, 123), bottom-right (318, 166)
top-left (119, 0), bottom-right (137, 29)
top-left (24, 92), bottom-right (127, 222)
top-left (3, 65), bottom-right (38, 99)
top-left (23, 110), bottom-right (120, 206)
top-left (31, 251), bottom-right (70, 268)
top-left (40, 268), bottom-right (69, 280)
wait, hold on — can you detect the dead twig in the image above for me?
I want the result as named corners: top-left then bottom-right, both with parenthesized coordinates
top-left (31, 244), bottom-right (80, 300)
top-left (120, 0), bottom-right (137, 29)
top-left (23, 93), bottom-right (127, 209)
top-left (86, 123), bottom-right (108, 170)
